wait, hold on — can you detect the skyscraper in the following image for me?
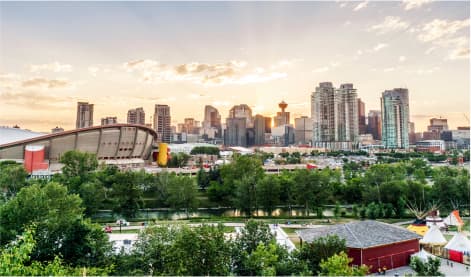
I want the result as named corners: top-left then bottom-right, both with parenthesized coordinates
top-left (273, 101), bottom-right (290, 127)
top-left (357, 98), bottom-right (366, 134)
top-left (367, 110), bottom-right (382, 140)
top-left (312, 82), bottom-right (336, 143)
top-left (381, 88), bottom-right (410, 149)
top-left (154, 104), bottom-right (171, 143)
top-left (264, 117), bottom-right (272, 133)
top-left (101, 116), bottom-right (117, 126)
top-left (76, 102), bottom-right (94, 129)
top-left (254, 114), bottom-right (266, 145)
top-left (127, 107), bottom-right (145, 125)
top-left (294, 116), bottom-right (312, 144)
top-left (334, 83), bottom-right (359, 142)
top-left (229, 104), bottom-right (253, 127)
top-left (224, 118), bottom-right (247, 146)
top-left (202, 105), bottom-right (221, 139)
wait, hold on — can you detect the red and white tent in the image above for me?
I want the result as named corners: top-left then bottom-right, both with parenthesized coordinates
top-left (444, 233), bottom-right (471, 263)
top-left (444, 210), bottom-right (464, 231)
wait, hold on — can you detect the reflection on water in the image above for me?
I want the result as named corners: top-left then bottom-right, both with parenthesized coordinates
top-left (95, 207), bottom-right (334, 220)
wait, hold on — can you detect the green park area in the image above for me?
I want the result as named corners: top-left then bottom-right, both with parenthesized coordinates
top-left (0, 150), bottom-right (469, 275)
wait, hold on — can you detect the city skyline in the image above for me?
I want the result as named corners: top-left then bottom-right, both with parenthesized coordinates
top-left (0, 1), bottom-right (469, 132)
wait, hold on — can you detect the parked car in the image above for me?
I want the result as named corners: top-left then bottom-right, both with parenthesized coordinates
top-left (116, 219), bottom-right (130, 226)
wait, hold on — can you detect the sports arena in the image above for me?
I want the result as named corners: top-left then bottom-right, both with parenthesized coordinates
top-left (0, 124), bottom-right (157, 173)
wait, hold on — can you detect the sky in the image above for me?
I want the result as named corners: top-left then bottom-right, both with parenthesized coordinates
top-left (0, 1), bottom-right (469, 133)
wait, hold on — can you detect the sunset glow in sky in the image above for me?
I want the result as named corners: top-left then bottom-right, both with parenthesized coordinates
top-left (0, 1), bottom-right (469, 132)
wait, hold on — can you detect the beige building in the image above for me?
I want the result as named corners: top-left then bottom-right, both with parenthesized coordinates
top-left (76, 102), bottom-right (94, 129)
top-left (101, 117), bottom-right (118, 126)
top-left (127, 107), bottom-right (145, 125)
top-left (154, 104), bottom-right (171, 143)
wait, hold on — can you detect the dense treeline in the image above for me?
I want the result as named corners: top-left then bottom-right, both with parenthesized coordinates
top-left (0, 151), bottom-right (469, 219)
top-left (190, 146), bottom-right (220, 156)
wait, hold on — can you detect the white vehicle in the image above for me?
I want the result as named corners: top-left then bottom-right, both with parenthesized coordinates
top-left (116, 219), bottom-right (130, 226)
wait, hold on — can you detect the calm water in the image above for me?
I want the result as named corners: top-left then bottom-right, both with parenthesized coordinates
top-left (95, 207), bottom-right (334, 220)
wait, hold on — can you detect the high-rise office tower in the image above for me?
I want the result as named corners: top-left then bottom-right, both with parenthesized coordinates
top-left (358, 98), bottom-right (366, 134)
top-left (203, 105), bottom-right (221, 129)
top-left (76, 102), bottom-right (94, 129)
top-left (254, 114), bottom-right (266, 145)
top-left (381, 88), bottom-right (410, 149)
top-left (127, 107), bottom-right (145, 125)
top-left (154, 104), bottom-right (171, 143)
top-left (101, 116), bottom-right (117, 126)
top-left (228, 104), bottom-right (253, 127)
top-left (224, 118), bottom-right (247, 146)
top-left (264, 117), bottom-right (272, 133)
top-left (367, 110), bottom-right (382, 140)
top-left (312, 82), bottom-right (336, 142)
top-left (294, 116), bottom-right (313, 144)
top-left (273, 101), bottom-right (290, 127)
top-left (334, 83), bottom-right (359, 142)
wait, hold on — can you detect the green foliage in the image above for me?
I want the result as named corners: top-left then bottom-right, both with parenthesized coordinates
top-left (319, 251), bottom-right (369, 276)
top-left (196, 167), bottom-right (210, 190)
top-left (0, 226), bottom-right (111, 276)
top-left (110, 171), bottom-right (144, 218)
top-left (256, 175), bottom-right (281, 215)
top-left (0, 161), bottom-right (28, 198)
top-left (114, 224), bottom-right (231, 276)
top-left (0, 182), bottom-right (111, 268)
top-left (410, 256), bottom-right (443, 276)
top-left (298, 235), bottom-right (347, 274)
top-left (167, 152), bottom-right (191, 168)
top-left (166, 175), bottom-right (198, 218)
top-left (190, 146), bottom-right (220, 156)
top-left (58, 150), bottom-right (98, 193)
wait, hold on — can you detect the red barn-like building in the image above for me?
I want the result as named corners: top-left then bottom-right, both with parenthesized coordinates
top-left (297, 220), bottom-right (421, 273)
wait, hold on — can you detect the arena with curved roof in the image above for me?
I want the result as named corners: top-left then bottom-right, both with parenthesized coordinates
top-left (0, 124), bottom-right (157, 168)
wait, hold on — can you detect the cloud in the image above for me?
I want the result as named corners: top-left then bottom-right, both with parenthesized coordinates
top-left (0, 91), bottom-right (73, 110)
top-left (368, 16), bottom-right (410, 34)
top-left (0, 73), bottom-right (21, 89)
top-left (29, 62), bottom-right (72, 73)
top-left (339, 2), bottom-right (348, 8)
top-left (403, 0), bottom-right (433, 10)
top-left (399, 56), bottom-right (406, 62)
top-left (353, 1), bottom-right (368, 11)
top-left (21, 78), bottom-right (71, 89)
top-left (407, 66), bottom-right (440, 74)
top-left (417, 19), bottom-right (469, 42)
top-left (269, 59), bottom-right (302, 70)
top-left (122, 59), bottom-right (288, 86)
top-left (343, 21), bottom-right (351, 26)
top-left (383, 67), bottom-right (396, 72)
top-left (373, 43), bottom-right (388, 51)
top-left (414, 19), bottom-right (469, 60)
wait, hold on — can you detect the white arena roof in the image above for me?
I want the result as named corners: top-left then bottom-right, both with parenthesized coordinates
top-left (0, 127), bottom-right (46, 145)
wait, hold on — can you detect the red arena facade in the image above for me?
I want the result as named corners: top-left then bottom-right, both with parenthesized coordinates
top-left (0, 124), bottom-right (157, 173)
top-left (297, 220), bottom-right (421, 273)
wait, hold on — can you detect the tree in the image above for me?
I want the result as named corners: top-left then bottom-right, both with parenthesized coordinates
top-left (244, 242), bottom-right (279, 276)
top-left (167, 152), bottom-right (190, 168)
top-left (0, 226), bottom-right (110, 276)
top-left (166, 175), bottom-right (198, 218)
top-left (319, 252), bottom-right (369, 276)
top-left (297, 235), bottom-right (347, 274)
top-left (190, 146), bottom-right (220, 156)
top-left (0, 161), bottom-right (28, 198)
top-left (58, 150), bottom-right (98, 193)
top-left (256, 175), bottom-right (281, 215)
top-left (410, 256), bottom-right (443, 276)
top-left (78, 180), bottom-right (106, 216)
top-left (196, 167), bottom-right (210, 190)
top-left (110, 171), bottom-right (144, 218)
top-left (115, 224), bottom-right (231, 276)
top-left (0, 182), bottom-right (111, 268)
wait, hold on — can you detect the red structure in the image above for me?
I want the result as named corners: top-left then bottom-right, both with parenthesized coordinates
top-left (347, 239), bottom-right (419, 272)
top-left (297, 220), bottom-right (421, 273)
top-left (24, 145), bottom-right (48, 173)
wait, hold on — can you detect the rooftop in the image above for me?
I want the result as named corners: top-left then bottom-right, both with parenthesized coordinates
top-left (0, 127), bottom-right (45, 145)
top-left (297, 220), bottom-right (421, 249)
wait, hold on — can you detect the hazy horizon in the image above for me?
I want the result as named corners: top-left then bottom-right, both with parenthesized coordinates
top-left (1, 1), bottom-right (469, 133)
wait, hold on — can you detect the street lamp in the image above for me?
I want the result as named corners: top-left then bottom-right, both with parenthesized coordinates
top-left (119, 220), bottom-right (122, 233)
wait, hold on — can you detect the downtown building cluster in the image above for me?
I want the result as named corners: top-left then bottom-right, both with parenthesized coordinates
top-left (73, 82), bottom-right (469, 151)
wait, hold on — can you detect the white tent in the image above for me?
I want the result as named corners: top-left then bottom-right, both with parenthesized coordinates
top-left (425, 216), bottom-right (446, 229)
top-left (445, 233), bottom-right (471, 252)
top-left (412, 249), bottom-right (435, 261)
top-left (420, 225), bottom-right (447, 245)
top-left (443, 211), bottom-right (464, 227)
